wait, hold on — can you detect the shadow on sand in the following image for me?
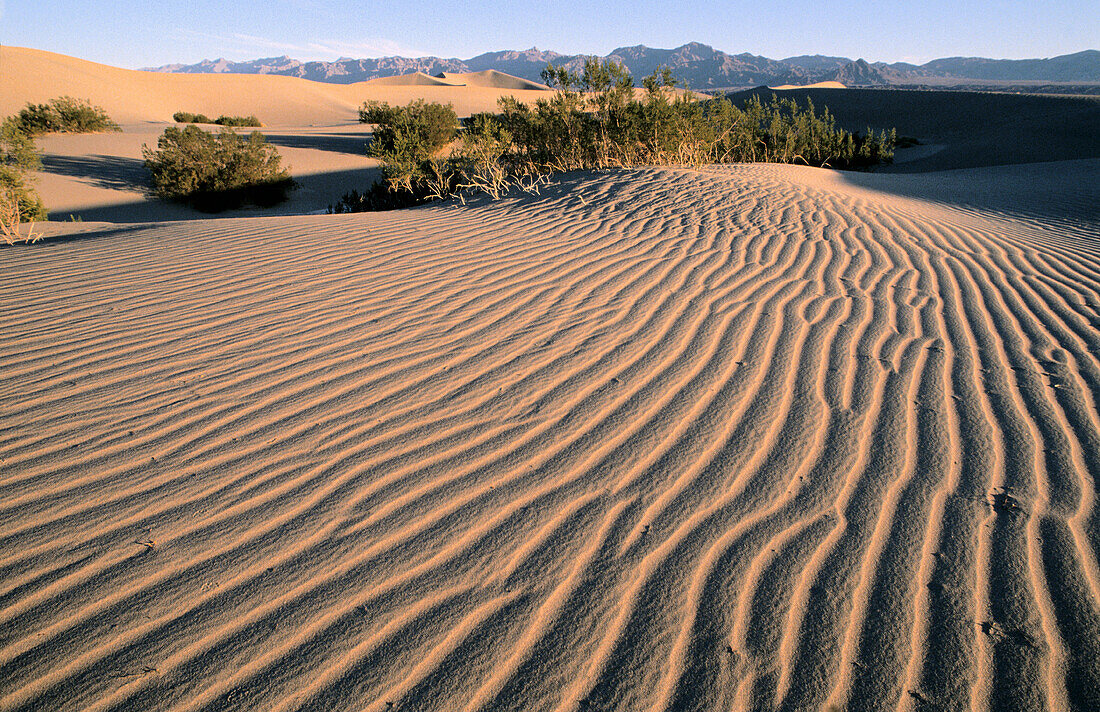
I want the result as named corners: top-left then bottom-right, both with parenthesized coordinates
top-left (262, 132), bottom-right (372, 156)
top-left (41, 154), bottom-right (150, 191)
top-left (728, 87), bottom-right (1100, 173)
top-left (51, 165), bottom-right (385, 224)
top-left (837, 159), bottom-right (1100, 227)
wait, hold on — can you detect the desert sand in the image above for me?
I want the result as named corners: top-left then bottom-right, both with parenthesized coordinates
top-left (437, 71), bottom-right (551, 91)
top-left (2, 48), bottom-right (1100, 712)
top-left (0, 47), bottom-right (565, 223)
top-left (366, 72), bottom-right (466, 87)
top-left (769, 80), bottom-right (848, 90)
top-left (0, 47), bottom-right (553, 125)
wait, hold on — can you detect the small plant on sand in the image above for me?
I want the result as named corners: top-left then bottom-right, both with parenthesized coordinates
top-left (173, 111), bottom-right (213, 124)
top-left (173, 112), bottom-right (262, 127)
top-left (0, 177), bottom-right (44, 244)
top-left (0, 116), bottom-right (47, 243)
top-left (359, 99), bottom-right (459, 193)
top-left (143, 125), bottom-right (295, 212)
top-left (1, 117), bottom-right (42, 171)
top-left (213, 115), bottom-right (263, 127)
top-left (16, 97), bottom-right (120, 135)
top-left (347, 58), bottom-right (895, 211)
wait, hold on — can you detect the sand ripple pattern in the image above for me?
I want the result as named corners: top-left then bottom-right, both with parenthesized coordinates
top-left (1, 164), bottom-right (1098, 711)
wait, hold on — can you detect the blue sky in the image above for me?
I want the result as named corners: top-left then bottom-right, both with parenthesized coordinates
top-left (1, 0), bottom-right (1096, 68)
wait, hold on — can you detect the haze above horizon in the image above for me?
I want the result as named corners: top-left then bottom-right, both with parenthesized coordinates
top-left (1, 0), bottom-right (1096, 70)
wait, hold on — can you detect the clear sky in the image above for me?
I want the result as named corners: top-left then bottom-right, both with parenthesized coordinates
top-left (1, 0), bottom-right (1096, 69)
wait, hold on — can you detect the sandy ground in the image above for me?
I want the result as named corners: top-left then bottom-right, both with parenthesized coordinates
top-left (0, 47), bottom-right (553, 125)
top-left (0, 46), bottom-right (561, 221)
top-left (2, 47), bottom-right (1100, 712)
top-left (769, 81), bottom-right (849, 90)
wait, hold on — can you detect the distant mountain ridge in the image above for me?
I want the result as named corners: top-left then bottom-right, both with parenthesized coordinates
top-left (143, 44), bottom-right (1100, 89)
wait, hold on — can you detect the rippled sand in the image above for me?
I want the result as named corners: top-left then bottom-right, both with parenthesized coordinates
top-left (2, 162), bottom-right (1098, 711)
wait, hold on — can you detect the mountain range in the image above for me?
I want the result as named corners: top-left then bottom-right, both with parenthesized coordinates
top-left (144, 43), bottom-right (1100, 90)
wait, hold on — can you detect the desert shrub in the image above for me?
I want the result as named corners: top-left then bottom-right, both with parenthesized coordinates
top-left (16, 97), bottom-right (120, 135)
top-left (450, 113), bottom-right (518, 198)
top-left (0, 116), bottom-right (47, 241)
top-left (352, 59), bottom-right (895, 210)
top-left (0, 166), bottom-right (47, 220)
top-left (500, 64), bottom-right (895, 172)
top-left (172, 113), bottom-right (261, 127)
top-left (213, 115), bottom-right (262, 127)
top-left (15, 103), bottom-right (63, 135)
top-left (173, 111), bottom-right (214, 124)
top-left (0, 166), bottom-right (47, 243)
top-left (706, 94), bottom-right (895, 169)
top-left (1, 117), bottom-right (41, 171)
top-left (142, 125), bottom-right (295, 212)
top-left (51, 96), bottom-right (121, 133)
top-left (359, 99), bottom-right (459, 192)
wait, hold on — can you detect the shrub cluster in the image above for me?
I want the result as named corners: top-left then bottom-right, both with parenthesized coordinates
top-left (213, 115), bottom-right (263, 127)
top-left (481, 60), bottom-right (894, 172)
top-left (1, 116), bottom-right (47, 242)
top-left (143, 125), bottom-right (294, 212)
top-left (14, 96), bottom-right (121, 135)
top-left (173, 111), bottom-right (213, 124)
top-left (173, 112), bottom-right (263, 127)
top-left (3, 97), bottom-right (118, 235)
top-left (351, 59), bottom-right (895, 210)
top-left (359, 99), bottom-right (459, 193)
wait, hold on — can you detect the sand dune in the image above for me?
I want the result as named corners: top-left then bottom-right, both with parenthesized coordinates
top-left (770, 80), bottom-right (847, 90)
top-left (366, 72), bottom-right (465, 87)
top-left (0, 47), bottom-right (553, 125)
top-left (365, 71), bottom-right (549, 91)
top-left (2, 161), bottom-right (1098, 711)
top-left (1, 47), bottom-right (557, 220)
top-left (439, 71), bottom-right (551, 91)
top-left (11, 46), bottom-right (1100, 224)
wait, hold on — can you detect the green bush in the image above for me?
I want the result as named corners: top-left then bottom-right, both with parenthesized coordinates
top-left (359, 99), bottom-right (459, 192)
top-left (493, 61), bottom-right (895, 171)
top-left (351, 59), bottom-right (895, 210)
top-left (173, 112), bottom-right (261, 127)
top-left (142, 125), bottom-right (295, 212)
top-left (213, 115), bottom-right (262, 127)
top-left (15, 103), bottom-right (62, 135)
top-left (51, 96), bottom-right (122, 133)
top-left (0, 116), bottom-right (47, 236)
top-left (16, 97), bottom-right (120, 135)
top-left (0, 165), bottom-right (48, 222)
top-left (1, 117), bottom-right (41, 171)
top-left (173, 111), bottom-right (213, 124)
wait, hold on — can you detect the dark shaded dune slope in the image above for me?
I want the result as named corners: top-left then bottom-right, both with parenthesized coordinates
top-left (729, 87), bottom-right (1100, 172)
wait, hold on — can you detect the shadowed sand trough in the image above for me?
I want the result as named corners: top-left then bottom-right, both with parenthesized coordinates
top-left (1, 162), bottom-right (1098, 711)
